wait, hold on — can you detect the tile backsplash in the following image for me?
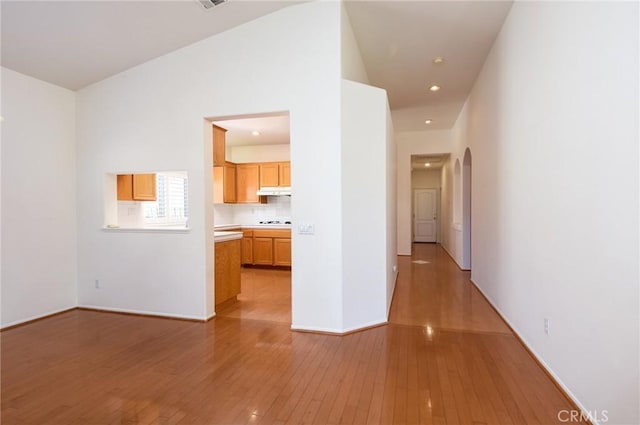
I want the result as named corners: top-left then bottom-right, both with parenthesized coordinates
top-left (214, 196), bottom-right (291, 225)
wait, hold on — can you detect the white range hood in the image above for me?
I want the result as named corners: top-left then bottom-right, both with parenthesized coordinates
top-left (256, 186), bottom-right (291, 196)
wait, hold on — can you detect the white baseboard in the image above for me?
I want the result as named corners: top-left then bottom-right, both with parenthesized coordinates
top-left (441, 243), bottom-right (469, 270)
top-left (469, 278), bottom-right (596, 424)
top-left (78, 305), bottom-right (207, 322)
top-left (290, 324), bottom-right (345, 334)
top-left (291, 318), bottom-right (387, 335)
top-left (387, 270), bottom-right (399, 317)
top-left (341, 318), bottom-right (388, 334)
top-left (1, 305), bottom-right (77, 329)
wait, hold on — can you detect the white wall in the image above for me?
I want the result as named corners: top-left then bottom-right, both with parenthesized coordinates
top-left (396, 129), bottom-right (451, 255)
top-left (339, 4), bottom-right (395, 331)
top-left (341, 3), bottom-right (369, 84)
top-left (384, 93), bottom-right (397, 314)
top-left (412, 169), bottom-right (441, 189)
top-left (1, 68), bottom-right (77, 327)
top-left (439, 158), bottom-right (454, 258)
top-left (448, 2), bottom-right (639, 423)
top-left (76, 2), bottom-right (345, 330)
top-left (228, 143), bottom-right (290, 163)
top-left (341, 79), bottom-right (394, 331)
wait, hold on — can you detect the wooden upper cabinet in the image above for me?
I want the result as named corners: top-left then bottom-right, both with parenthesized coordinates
top-left (223, 164), bottom-right (236, 203)
top-left (213, 163), bottom-right (236, 204)
top-left (236, 164), bottom-right (266, 204)
top-left (213, 125), bottom-right (227, 166)
top-left (117, 174), bottom-right (157, 201)
top-left (117, 175), bottom-right (134, 200)
top-left (259, 163), bottom-right (279, 187)
top-left (279, 162), bottom-right (291, 187)
top-left (259, 162), bottom-right (291, 188)
top-left (133, 174), bottom-right (157, 200)
top-left (241, 233), bottom-right (253, 265)
top-left (213, 167), bottom-right (223, 204)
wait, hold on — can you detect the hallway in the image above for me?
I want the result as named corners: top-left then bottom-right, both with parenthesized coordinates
top-left (1, 244), bottom-right (582, 424)
top-left (390, 244), bottom-right (510, 333)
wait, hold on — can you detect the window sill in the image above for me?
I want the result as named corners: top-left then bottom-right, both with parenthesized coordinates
top-left (102, 226), bottom-right (190, 234)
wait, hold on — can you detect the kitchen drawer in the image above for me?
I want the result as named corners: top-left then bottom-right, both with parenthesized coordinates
top-left (242, 229), bottom-right (254, 237)
top-left (252, 229), bottom-right (291, 239)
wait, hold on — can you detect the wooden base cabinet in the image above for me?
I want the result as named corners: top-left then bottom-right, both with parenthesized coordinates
top-left (273, 238), bottom-right (292, 266)
top-left (242, 228), bottom-right (291, 267)
top-left (214, 239), bottom-right (241, 305)
top-left (253, 237), bottom-right (274, 265)
top-left (241, 230), bottom-right (253, 265)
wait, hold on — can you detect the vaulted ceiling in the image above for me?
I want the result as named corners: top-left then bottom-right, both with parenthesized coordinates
top-left (1, 0), bottom-right (512, 132)
top-left (0, 0), bottom-right (299, 90)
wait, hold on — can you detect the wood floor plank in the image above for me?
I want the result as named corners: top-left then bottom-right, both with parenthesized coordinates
top-left (1, 244), bottom-right (582, 425)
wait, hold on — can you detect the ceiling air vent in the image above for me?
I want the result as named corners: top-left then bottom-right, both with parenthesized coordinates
top-left (197, 0), bottom-right (226, 10)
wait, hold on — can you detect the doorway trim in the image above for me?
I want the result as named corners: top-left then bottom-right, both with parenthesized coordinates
top-left (462, 148), bottom-right (472, 270)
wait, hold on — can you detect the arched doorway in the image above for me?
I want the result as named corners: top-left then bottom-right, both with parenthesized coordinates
top-left (462, 148), bottom-right (472, 270)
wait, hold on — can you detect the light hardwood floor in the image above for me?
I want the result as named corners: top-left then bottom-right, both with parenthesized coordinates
top-left (1, 244), bottom-right (584, 424)
top-left (217, 267), bottom-right (292, 324)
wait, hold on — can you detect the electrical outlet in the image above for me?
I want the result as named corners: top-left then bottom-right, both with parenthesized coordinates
top-left (95, 279), bottom-right (100, 289)
top-left (544, 318), bottom-right (550, 335)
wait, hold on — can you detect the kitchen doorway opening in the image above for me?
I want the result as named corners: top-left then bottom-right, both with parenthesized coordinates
top-left (206, 111), bottom-right (292, 325)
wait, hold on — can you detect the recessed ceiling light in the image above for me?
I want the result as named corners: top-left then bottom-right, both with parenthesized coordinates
top-left (251, 130), bottom-right (260, 136)
top-left (429, 85), bottom-right (441, 92)
top-left (425, 163), bottom-right (431, 167)
top-left (433, 56), bottom-right (444, 64)
top-left (425, 119), bottom-right (432, 124)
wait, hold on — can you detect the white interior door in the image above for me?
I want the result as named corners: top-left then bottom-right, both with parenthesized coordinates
top-left (414, 189), bottom-right (437, 242)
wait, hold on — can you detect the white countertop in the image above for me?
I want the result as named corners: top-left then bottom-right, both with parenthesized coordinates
top-left (214, 224), bottom-right (243, 231)
top-left (244, 224), bottom-right (292, 229)
top-left (214, 231), bottom-right (243, 242)
top-left (214, 224), bottom-right (292, 231)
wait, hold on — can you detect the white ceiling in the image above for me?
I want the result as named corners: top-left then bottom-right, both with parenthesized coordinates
top-left (1, 0), bottom-right (512, 132)
top-left (345, 1), bottom-right (512, 130)
top-left (212, 114), bottom-right (290, 147)
top-left (0, 0), bottom-right (300, 90)
top-left (411, 154), bottom-right (448, 170)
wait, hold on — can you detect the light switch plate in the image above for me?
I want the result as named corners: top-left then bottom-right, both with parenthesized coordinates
top-left (298, 223), bottom-right (315, 235)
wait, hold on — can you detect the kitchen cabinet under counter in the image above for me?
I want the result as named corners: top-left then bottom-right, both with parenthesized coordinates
top-left (214, 232), bottom-right (242, 306)
top-left (240, 227), bottom-right (291, 267)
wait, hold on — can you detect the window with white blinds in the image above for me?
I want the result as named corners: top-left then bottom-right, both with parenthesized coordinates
top-left (143, 172), bottom-right (189, 226)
